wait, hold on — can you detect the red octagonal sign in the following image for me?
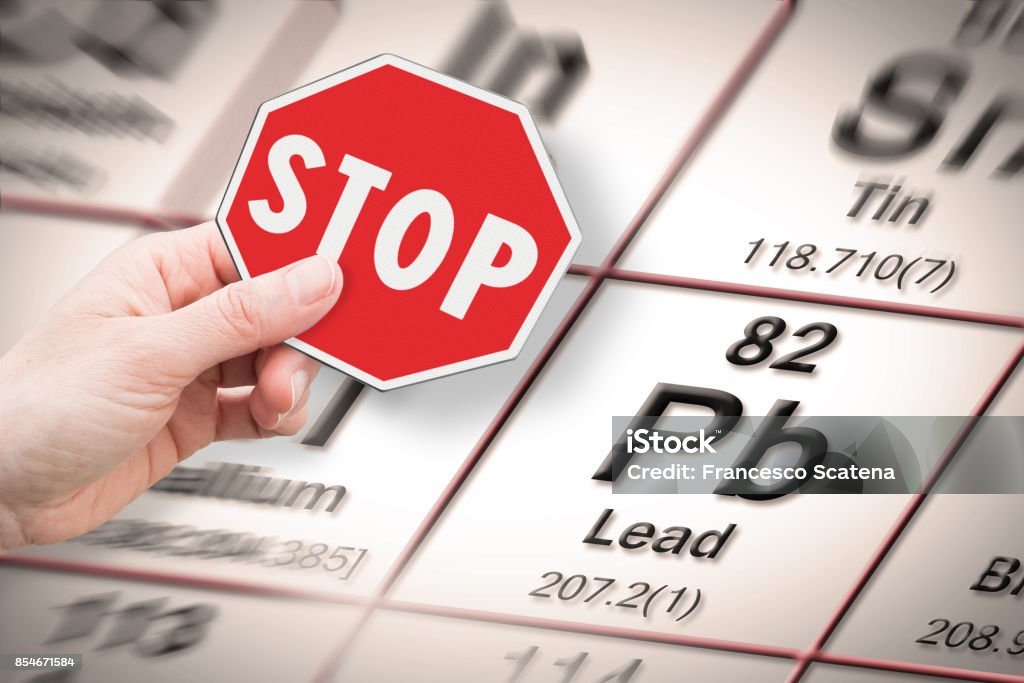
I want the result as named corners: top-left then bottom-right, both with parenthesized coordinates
top-left (217, 55), bottom-right (580, 390)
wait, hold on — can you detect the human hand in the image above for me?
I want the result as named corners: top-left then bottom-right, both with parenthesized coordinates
top-left (0, 221), bottom-right (342, 552)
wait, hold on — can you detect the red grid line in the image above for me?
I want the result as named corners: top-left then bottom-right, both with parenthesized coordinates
top-left (813, 651), bottom-right (1024, 683)
top-left (377, 598), bottom-right (801, 660)
top-left (158, 210), bottom-right (211, 228)
top-left (607, 268), bottom-right (1024, 329)
top-left (0, 554), bottom-right (368, 608)
top-left (6, 215), bottom-right (1021, 334)
top-left (1, 194), bottom-right (176, 230)
top-left (8, 552), bottom-right (1020, 682)
top-left (373, 600), bottom-right (1024, 683)
top-left (784, 338), bottom-right (1024, 683)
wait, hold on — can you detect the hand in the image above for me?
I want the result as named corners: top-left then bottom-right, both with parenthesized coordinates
top-left (0, 221), bottom-right (342, 552)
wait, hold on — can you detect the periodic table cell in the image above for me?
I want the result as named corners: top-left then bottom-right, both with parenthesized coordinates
top-left (824, 370), bottom-right (1024, 677)
top-left (333, 609), bottom-right (794, 683)
top-left (621, 0), bottom-right (1024, 317)
top-left (0, 0), bottom-right (336, 219)
top-left (0, 566), bottom-right (358, 683)
top-left (389, 281), bottom-right (1024, 648)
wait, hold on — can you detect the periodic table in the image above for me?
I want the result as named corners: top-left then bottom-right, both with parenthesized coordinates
top-left (0, 1), bottom-right (1022, 682)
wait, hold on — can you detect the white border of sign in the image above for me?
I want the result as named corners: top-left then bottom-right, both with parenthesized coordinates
top-left (216, 54), bottom-right (581, 390)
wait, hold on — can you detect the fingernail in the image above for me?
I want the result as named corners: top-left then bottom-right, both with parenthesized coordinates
top-left (285, 255), bottom-right (337, 305)
top-left (274, 369), bottom-right (309, 428)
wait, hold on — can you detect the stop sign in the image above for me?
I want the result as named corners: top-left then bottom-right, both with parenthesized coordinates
top-left (217, 54), bottom-right (580, 390)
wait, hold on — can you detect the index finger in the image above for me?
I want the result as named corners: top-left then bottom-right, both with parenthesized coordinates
top-left (147, 221), bottom-right (244, 311)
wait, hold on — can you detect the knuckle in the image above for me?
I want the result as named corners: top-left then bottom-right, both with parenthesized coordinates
top-left (125, 231), bottom-right (173, 264)
top-left (218, 285), bottom-right (265, 341)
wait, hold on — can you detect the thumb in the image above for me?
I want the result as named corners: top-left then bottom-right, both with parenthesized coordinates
top-left (155, 254), bottom-right (341, 378)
